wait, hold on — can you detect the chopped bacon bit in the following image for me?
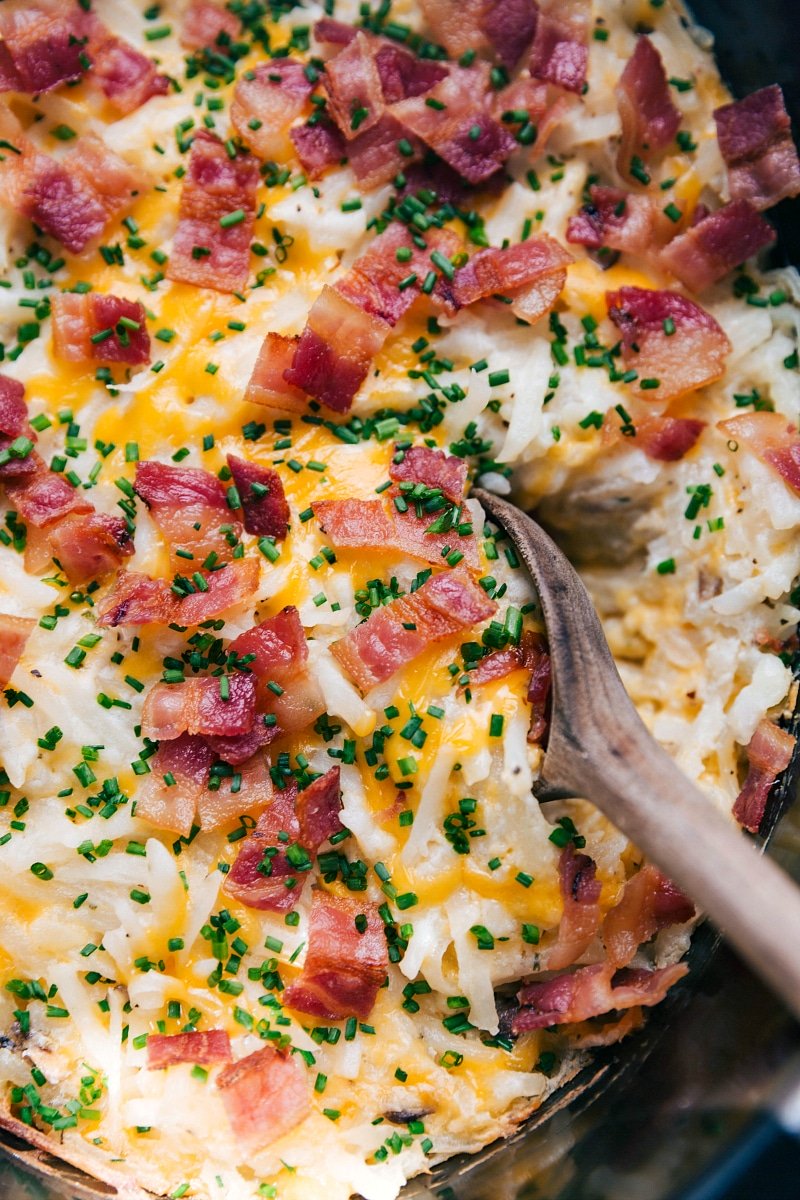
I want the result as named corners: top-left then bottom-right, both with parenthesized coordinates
top-left (529, 0), bottom-right (589, 94)
top-left (469, 629), bottom-right (542, 686)
top-left (375, 42), bottom-right (448, 102)
top-left (141, 674), bottom-right (257, 742)
top-left (147, 1030), bottom-right (232, 1070)
top-left (181, 0), bottom-right (242, 50)
top-left (245, 333), bottom-right (309, 413)
top-left (284, 892), bottom-right (388, 1020)
top-left (567, 186), bottom-right (656, 254)
top-left (290, 119), bottom-right (347, 179)
top-left (314, 19), bottom-right (358, 47)
top-left (0, 614), bottom-right (34, 689)
top-left (717, 411), bottom-right (800, 494)
top-left (348, 114), bottom-right (422, 190)
top-left (452, 235), bottom-right (572, 322)
top-left (526, 634), bottom-right (552, 743)
top-left (228, 607), bottom-right (325, 735)
top-left (167, 131), bottom-right (259, 293)
top-left (732, 718), bottom-right (796, 833)
top-left (637, 415), bottom-right (705, 462)
top-left (512, 962), bottom-right (688, 1033)
top-left (393, 67), bottom-right (517, 185)
top-left (483, 0), bottom-right (539, 70)
top-left (81, 13), bottom-right (170, 114)
top-left (545, 844), bottom-right (602, 971)
top-left (661, 201), bottom-right (776, 291)
top-left (0, 117), bottom-right (142, 255)
top-left (0, 374), bottom-right (35, 479)
top-left (331, 570), bottom-right (496, 692)
top-left (660, 200), bottom-right (777, 292)
top-left (389, 445), bottom-right (468, 503)
top-left (197, 749), bottom-right (272, 833)
top-left (226, 768), bottom-right (343, 912)
top-left (5, 456), bottom-right (92, 528)
top-left (98, 559), bottom-right (259, 629)
top-left (323, 31), bottom-right (385, 140)
top-left (231, 60), bottom-right (313, 162)
top-left (714, 85), bottom-right (800, 212)
top-left (226, 455), bottom-right (289, 539)
top-left (43, 511), bottom-right (134, 583)
top-left (313, 496), bottom-right (480, 571)
top-left (284, 285), bottom-right (390, 413)
top-left (217, 1046), bottom-right (310, 1147)
top-left (135, 734), bottom-right (215, 838)
top-left (603, 864), bottom-right (695, 968)
top-left (205, 720), bottom-right (280, 766)
top-left (607, 287), bottom-right (731, 402)
top-left (337, 224), bottom-right (462, 325)
top-left (0, 5), bottom-right (85, 94)
top-left (135, 460), bottom-right (241, 567)
top-left (616, 36), bottom-right (681, 180)
top-left (51, 294), bottom-right (150, 366)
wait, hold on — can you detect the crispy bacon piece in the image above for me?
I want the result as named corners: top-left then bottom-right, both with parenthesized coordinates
top-left (606, 287), bottom-right (731, 402)
top-left (217, 1047), bottom-right (310, 1147)
top-left (545, 844), bottom-right (603, 971)
top-left (420, 0), bottom-right (536, 69)
top-left (0, 374), bottom-right (35, 480)
top-left (81, 13), bottom-right (170, 114)
top-left (231, 60), bottom-right (313, 162)
top-left (567, 186), bottom-right (655, 254)
top-left (181, 1), bottom-right (242, 50)
top-left (43, 511), bottom-right (134, 583)
top-left (135, 734), bottom-right (215, 837)
top-left (633, 415), bottom-right (705, 462)
top-left (717, 411), bottom-right (800, 494)
top-left (732, 719), bottom-right (796, 833)
top-left (616, 37), bottom-right (681, 181)
top-left (0, 614), bottom-right (34, 689)
top-left (290, 120), bottom-right (347, 179)
top-left (331, 570), bottom-right (496, 692)
top-left (135, 460), bottom-right (241, 567)
top-left (167, 131), bottom-right (259, 293)
top-left (225, 768), bottom-right (343, 912)
top-left (529, 0), bottom-right (590, 94)
top-left (374, 42), bottom-right (448, 102)
top-left (285, 224), bottom-right (463, 411)
top-left (714, 85), bottom-right (800, 212)
top-left (0, 118), bottom-right (142, 254)
top-left (147, 1030), bottom-right (232, 1070)
top-left (244, 333), bottom-right (308, 413)
top-left (284, 892), bottom-right (388, 1020)
top-left (389, 445), bottom-right (467, 503)
top-left (452, 235), bottom-right (572, 322)
top-left (98, 559), bottom-right (259, 628)
top-left (4, 456), bottom-right (92, 528)
top-left (284, 285), bottom-right (390, 413)
top-left (313, 497), bottom-right (480, 571)
top-left (323, 30), bottom-right (385, 140)
top-left (470, 630), bottom-right (552, 742)
top-left (204, 722), bottom-right (279, 766)
top-left (226, 455), bottom-right (289, 539)
top-left (661, 200), bottom-right (777, 292)
top-left (141, 674), bottom-right (256, 742)
top-left (197, 750), bottom-right (273, 832)
top-left (393, 67), bottom-right (517, 185)
top-left (603, 864), bottom-right (695, 968)
top-left (347, 114), bottom-right (422, 190)
top-left (0, 5), bottom-right (84, 94)
top-left (228, 607), bottom-right (325, 734)
top-left (51, 294), bottom-right (150, 365)
top-left (512, 962), bottom-right (688, 1033)
top-left (338, 224), bottom-right (461, 324)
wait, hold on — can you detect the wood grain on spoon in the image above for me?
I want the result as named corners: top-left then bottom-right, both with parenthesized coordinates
top-left (475, 488), bottom-right (800, 1023)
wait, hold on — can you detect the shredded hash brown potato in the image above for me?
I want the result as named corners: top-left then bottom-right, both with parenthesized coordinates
top-left (0, 1), bottom-right (797, 1198)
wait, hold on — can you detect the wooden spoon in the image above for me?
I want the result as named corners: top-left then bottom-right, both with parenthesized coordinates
top-left (475, 488), bottom-right (800, 1022)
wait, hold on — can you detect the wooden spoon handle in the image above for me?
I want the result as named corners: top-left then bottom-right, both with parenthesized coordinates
top-left (559, 731), bottom-right (800, 1024)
